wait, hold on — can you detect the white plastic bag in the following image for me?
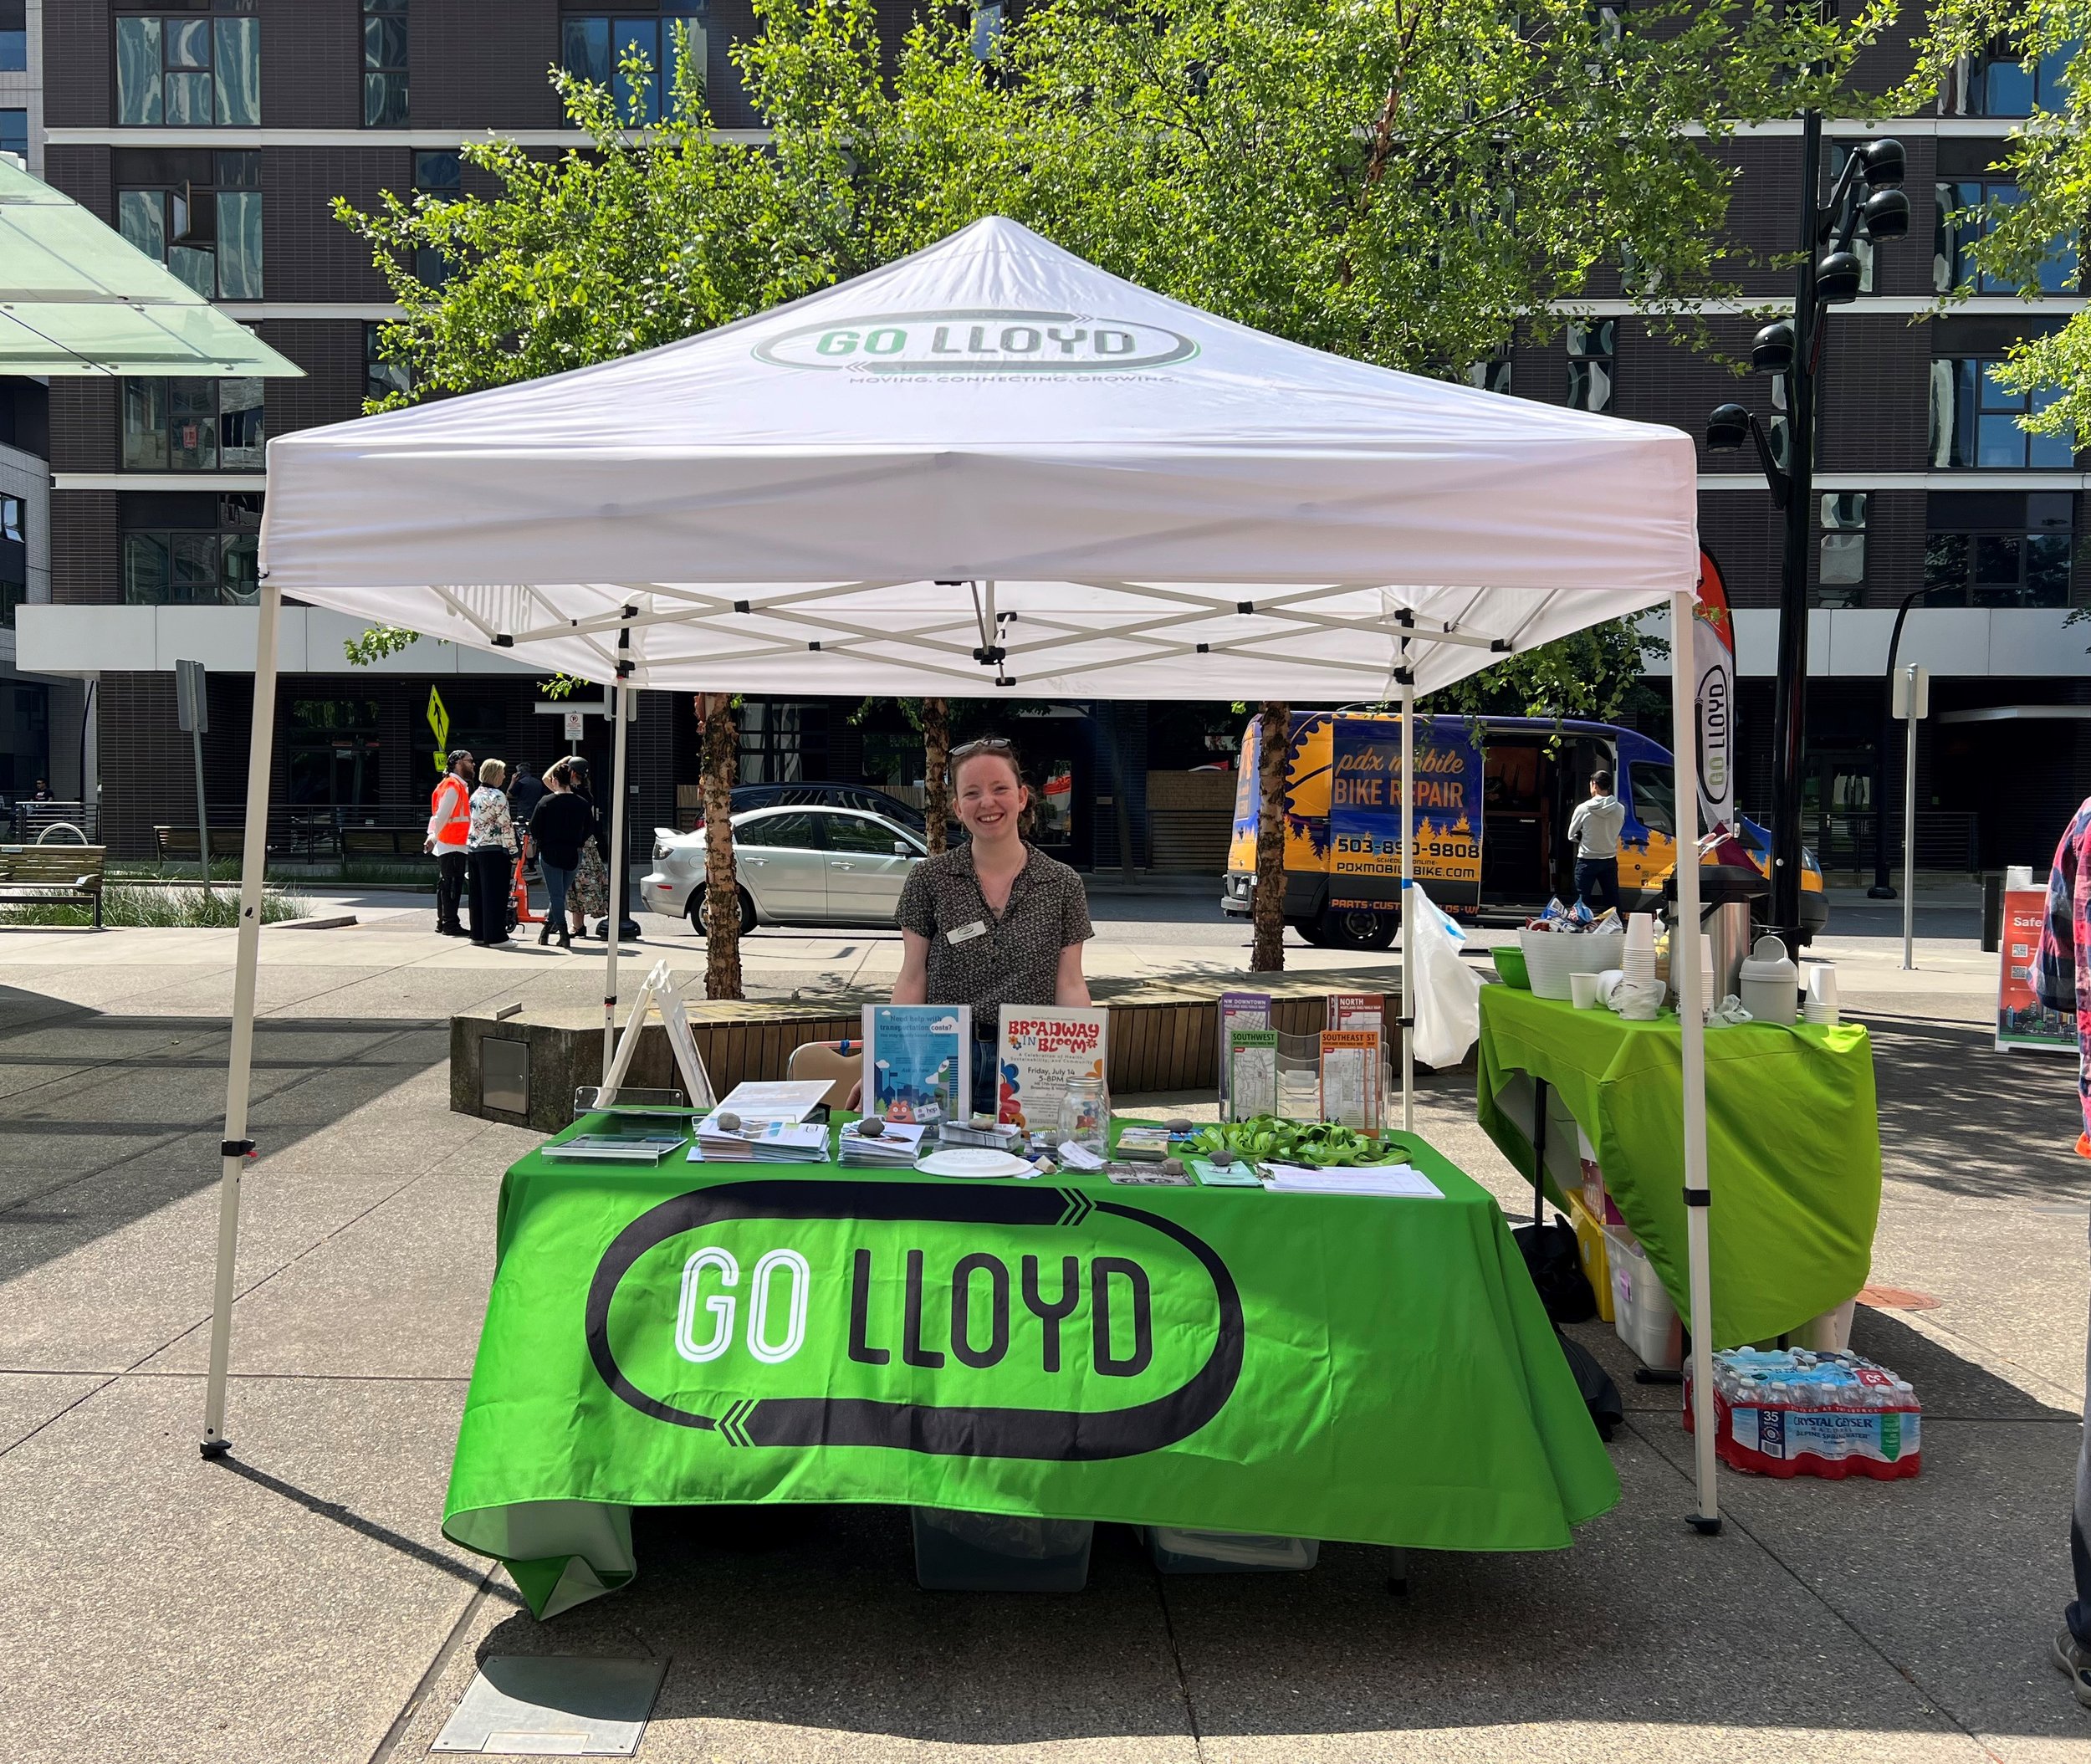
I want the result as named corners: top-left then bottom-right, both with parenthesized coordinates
top-left (1408, 885), bottom-right (1484, 1069)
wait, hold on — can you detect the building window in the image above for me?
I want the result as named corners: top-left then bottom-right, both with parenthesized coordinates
top-left (1565, 320), bottom-right (1614, 414)
top-left (560, 6), bottom-right (709, 120)
top-left (116, 151), bottom-right (262, 299)
top-left (0, 110), bottom-right (25, 163)
top-left (1466, 354), bottom-right (1513, 396)
top-left (1925, 492), bottom-right (2074, 606)
top-left (364, 0), bottom-right (409, 129)
top-left (120, 377), bottom-right (263, 471)
top-left (971, 3), bottom-right (1005, 60)
top-left (364, 322), bottom-right (412, 409)
top-left (412, 148), bottom-right (460, 285)
top-left (0, 16), bottom-right (23, 74)
top-left (1943, 38), bottom-right (2077, 117)
top-left (1826, 144), bottom-right (1877, 294)
top-left (1935, 180), bottom-right (2078, 294)
top-left (120, 492), bottom-right (261, 606)
top-left (115, 8), bottom-right (261, 128)
top-left (286, 698), bottom-right (382, 807)
top-left (1930, 357), bottom-right (2075, 468)
top-left (1817, 493), bottom-right (1867, 604)
top-left (0, 494), bottom-right (23, 630)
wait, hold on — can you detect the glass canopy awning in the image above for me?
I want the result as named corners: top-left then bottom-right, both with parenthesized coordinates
top-left (0, 157), bottom-right (304, 377)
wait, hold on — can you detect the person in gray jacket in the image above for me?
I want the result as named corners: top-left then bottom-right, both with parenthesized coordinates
top-left (1568, 770), bottom-right (1627, 913)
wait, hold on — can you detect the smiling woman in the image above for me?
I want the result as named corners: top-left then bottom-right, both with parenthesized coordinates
top-left (892, 738), bottom-right (1094, 1103)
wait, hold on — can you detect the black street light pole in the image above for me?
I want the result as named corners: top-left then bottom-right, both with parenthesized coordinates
top-left (1868, 585), bottom-right (1926, 897)
top-left (1707, 127), bottom-right (1906, 959)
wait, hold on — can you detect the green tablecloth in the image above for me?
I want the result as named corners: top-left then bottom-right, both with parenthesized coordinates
top-left (445, 1123), bottom-right (1619, 1617)
top-left (1475, 987), bottom-right (1881, 1347)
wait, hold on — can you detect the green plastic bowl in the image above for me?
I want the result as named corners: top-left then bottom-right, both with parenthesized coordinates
top-left (1491, 945), bottom-right (1531, 989)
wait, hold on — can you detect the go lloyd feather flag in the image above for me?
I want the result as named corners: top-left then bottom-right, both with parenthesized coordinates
top-left (1694, 547), bottom-right (1736, 835)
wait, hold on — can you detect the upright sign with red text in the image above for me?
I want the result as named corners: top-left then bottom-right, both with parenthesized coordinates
top-left (1996, 888), bottom-right (2076, 1052)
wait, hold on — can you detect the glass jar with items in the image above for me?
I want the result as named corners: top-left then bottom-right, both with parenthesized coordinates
top-left (1059, 1077), bottom-right (1107, 1156)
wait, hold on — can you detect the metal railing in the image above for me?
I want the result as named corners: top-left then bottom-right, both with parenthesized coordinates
top-left (9, 801), bottom-right (100, 844)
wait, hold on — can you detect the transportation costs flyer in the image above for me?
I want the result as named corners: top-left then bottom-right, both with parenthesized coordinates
top-left (861, 1004), bottom-right (970, 1124)
top-left (995, 1005), bottom-right (1107, 1130)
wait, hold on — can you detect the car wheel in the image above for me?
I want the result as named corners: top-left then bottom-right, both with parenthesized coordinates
top-left (1318, 905), bottom-right (1397, 950)
top-left (1293, 917), bottom-right (1333, 948)
top-left (692, 885), bottom-right (755, 937)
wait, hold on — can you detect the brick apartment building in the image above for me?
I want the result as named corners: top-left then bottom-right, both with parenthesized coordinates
top-left (8, 1), bottom-right (2088, 876)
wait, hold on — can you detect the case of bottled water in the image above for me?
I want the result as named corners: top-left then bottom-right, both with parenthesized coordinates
top-left (1685, 1347), bottom-right (1920, 1480)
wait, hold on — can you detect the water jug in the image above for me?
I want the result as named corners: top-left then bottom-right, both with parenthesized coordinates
top-left (1736, 934), bottom-right (1798, 1026)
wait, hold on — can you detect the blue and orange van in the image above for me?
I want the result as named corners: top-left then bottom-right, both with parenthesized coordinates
top-left (1220, 710), bottom-right (1826, 948)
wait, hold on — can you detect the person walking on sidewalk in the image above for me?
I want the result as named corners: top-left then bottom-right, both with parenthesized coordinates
top-left (1567, 769), bottom-right (1626, 915)
top-left (466, 758), bottom-right (520, 946)
top-left (424, 749), bottom-right (475, 937)
top-left (529, 761), bottom-right (595, 949)
top-left (508, 764), bottom-right (546, 875)
top-left (2035, 795), bottom-right (2091, 1706)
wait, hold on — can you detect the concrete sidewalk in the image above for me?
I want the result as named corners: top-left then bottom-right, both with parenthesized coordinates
top-left (0, 905), bottom-right (2084, 1761)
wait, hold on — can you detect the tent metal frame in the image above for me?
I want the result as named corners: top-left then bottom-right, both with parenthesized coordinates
top-left (200, 581), bottom-right (1717, 1533)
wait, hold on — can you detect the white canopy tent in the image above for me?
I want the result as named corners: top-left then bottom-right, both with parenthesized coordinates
top-left (217, 217), bottom-right (1719, 1526)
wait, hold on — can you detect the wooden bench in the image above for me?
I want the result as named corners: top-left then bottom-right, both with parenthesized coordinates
top-left (0, 844), bottom-right (107, 928)
top-left (153, 826), bottom-right (247, 862)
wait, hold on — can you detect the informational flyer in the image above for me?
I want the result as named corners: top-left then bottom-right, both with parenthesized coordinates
top-left (861, 1003), bottom-right (970, 1124)
top-left (1226, 1028), bottom-right (1279, 1122)
top-left (1996, 887), bottom-right (2075, 1053)
top-left (1325, 993), bottom-right (1384, 1034)
top-left (1217, 990), bottom-right (1271, 1109)
top-left (995, 1005), bottom-right (1107, 1130)
top-left (1318, 1030), bottom-right (1381, 1128)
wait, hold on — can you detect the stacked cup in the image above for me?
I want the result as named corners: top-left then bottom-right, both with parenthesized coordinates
top-left (1614, 913), bottom-right (1664, 1020)
top-left (1803, 963), bottom-right (1839, 1025)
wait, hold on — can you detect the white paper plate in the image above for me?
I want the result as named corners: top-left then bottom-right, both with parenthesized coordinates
top-left (916, 1148), bottom-right (1033, 1179)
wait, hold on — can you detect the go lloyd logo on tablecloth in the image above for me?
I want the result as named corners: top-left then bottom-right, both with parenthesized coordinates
top-left (754, 309), bottom-right (1199, 375)
top-left (584, 1180), bottom-right (1243, 1459)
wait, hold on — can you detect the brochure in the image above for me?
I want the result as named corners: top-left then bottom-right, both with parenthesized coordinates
top-left (1216, 990), bottom-right (1272, 1109)
top-left (712, 1080), bottom-right (835, 1124)
top-left (1326, 993), bottom-right (1386, 1034)
top-left (1226, 1028), bottom-right (1279, 1122)
top-left (1318, 1030), bottom-right (1381, 1128)
top-left (543, 1131), bottom-right (687, 1164)
top-left (994, 1005), bottom-right (1107, 1132)
top-left (861, 1003), bottom-right (969, 1125)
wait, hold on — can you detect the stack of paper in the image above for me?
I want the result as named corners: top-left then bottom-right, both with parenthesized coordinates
top-left (712, 1080), bottom-right (834, 1125)
top-left (1261, 1163), bottom-right (1443, 1199)
top-left (838, 1120), bottom-right (927, 1168)
top-left (543, 1130), bottom-right (688, 1164)
top-left (693, 1113), bottom-right (831, 1163)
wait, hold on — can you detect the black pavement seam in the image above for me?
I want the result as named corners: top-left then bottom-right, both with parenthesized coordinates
top-left (367, 1568), bottom-right (507, 1764)
top-left (1624, 1413), bottom-right (2007, 1763)
top-left (1149, 1560), bottom-right (1208, 1761)
top-left (0, 1372), bottom-right (119, 1463)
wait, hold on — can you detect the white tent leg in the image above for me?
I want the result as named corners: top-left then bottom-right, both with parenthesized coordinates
top-left (1399, 686), bottom-right (1414, 1135)
top-left (601, 679), bottom-right (631, 1082)
top-left (200, 580), bottom-right (282, 1458)
top-left (1669, 588), bottom-right (1718, 1532)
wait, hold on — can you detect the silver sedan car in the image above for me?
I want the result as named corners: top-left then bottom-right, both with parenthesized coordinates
top-left (644, 805), bottom-right (928, 933)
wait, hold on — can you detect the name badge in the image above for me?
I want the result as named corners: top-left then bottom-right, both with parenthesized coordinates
top-left (948, 920), bottom-right (988, 946)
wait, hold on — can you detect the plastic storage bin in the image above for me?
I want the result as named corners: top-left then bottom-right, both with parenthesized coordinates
top-left (911, 1507), bottom-right (1093, 1592)
top-left (1567, 1194), bottom-right (1615, 1324)
top-left (1605, 1225), bottom-right (1683, 1371)
top-left (1143, 1527), bottom-right (1321, 1574)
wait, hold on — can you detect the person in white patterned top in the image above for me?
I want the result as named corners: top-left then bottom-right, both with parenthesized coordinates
top-left (466, 757), bottom-right (519, 946)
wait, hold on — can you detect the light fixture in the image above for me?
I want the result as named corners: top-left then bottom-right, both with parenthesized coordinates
top-left (1706, 404), bottom-right (1751, 451)
top-left (1751, 320), bottom-right (1796, 374)
top-left (1815, 250), bottom-right (1863, 304)
top-left (1859, 187), bottom-right (1910, 241)
top-left (1861, 137), bottom-right (1905, 189)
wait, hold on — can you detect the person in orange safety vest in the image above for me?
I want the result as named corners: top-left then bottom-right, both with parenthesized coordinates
top-left (425, 749), bottom-right (476, 936)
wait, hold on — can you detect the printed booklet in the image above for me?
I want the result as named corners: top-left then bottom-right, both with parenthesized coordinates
top-left (994, 1005), bottom-right (1107, 1131)
top-left (861, 1003), bottom-right (969, 1125)
top-left (1216, 990), bottom-right (1271, 1111)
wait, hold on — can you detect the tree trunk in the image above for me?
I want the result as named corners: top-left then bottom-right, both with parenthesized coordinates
top-left (921, 697), bottom-right (951, 854)
top-left (1251, 700), bottom-right (1291, 974)
top-left (697, 693), bottom-right (744, 1001)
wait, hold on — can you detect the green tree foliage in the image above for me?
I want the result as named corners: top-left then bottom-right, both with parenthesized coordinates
top-left (1903, 6), bottom-right (2086, 433)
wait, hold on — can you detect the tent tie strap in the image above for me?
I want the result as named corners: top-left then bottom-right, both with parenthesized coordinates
top-left (1683, 1186), bottom-right (1711, 1207)
top-left (221, 1138), bottom-right (255, 1159)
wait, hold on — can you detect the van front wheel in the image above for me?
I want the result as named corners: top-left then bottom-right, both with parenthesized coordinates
top-left (1319, 905), bottom-right (1397, 950)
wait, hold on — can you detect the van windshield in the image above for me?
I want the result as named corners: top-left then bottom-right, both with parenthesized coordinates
top-left (1630, 763), bottom-right (1675, 836)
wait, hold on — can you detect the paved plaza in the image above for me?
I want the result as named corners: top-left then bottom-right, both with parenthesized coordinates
top-left (2, 883), bottom-right (2086, 1761)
